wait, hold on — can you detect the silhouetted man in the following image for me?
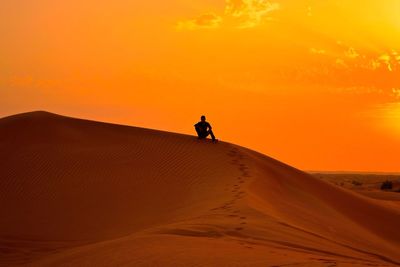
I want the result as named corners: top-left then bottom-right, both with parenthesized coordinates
top-left (194, 115), bottom-right (216, 142)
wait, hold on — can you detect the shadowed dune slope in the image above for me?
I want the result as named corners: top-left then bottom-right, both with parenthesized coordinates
top-left (0, 111), bottom-right (399, 266)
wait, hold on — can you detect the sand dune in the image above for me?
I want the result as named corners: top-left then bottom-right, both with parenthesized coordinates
top-left (0, 111), bottom-right (399, 266)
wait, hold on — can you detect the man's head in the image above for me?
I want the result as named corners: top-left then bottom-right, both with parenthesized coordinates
top-left (201, 115), bottom-right (206, 122)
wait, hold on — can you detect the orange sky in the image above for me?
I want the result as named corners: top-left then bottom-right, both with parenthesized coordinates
top-left (1, 0), bottom-right (399, 172)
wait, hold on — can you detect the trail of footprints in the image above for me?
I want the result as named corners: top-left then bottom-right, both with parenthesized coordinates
top-left (210, 147), bottom-right (253, 248)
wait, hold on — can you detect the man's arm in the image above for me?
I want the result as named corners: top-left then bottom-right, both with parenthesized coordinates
top-left (207, 122), bottom-right (212, 130)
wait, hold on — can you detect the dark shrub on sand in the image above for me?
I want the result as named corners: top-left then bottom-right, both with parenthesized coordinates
top-left (380, 180), bottom-right (393, 190)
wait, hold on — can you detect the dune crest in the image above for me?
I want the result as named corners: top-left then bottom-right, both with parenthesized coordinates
top-left (1, 111), bottom-right (399, 266)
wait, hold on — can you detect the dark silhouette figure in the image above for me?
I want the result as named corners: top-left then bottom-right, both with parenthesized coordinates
top-left (194, 115), bottom-right (216, 142)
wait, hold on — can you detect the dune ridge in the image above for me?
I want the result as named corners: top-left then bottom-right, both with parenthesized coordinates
top-left (0, 111), bottom-right (399, 266)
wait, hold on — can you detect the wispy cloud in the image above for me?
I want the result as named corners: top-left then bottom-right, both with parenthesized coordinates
top-left (176, 12), bottom-right (222, 31)
top-left (225, 0), bottom-right (280, 28)
top-left (310, 48), bottom-right (326, 55)
top-left (312, 41), bottom-right (400, 74)
top-left (378, 51), bottom-right (400, 72)
top-left (344, 47), bottom-right (359, 59)
top-left (177, 0), bottom-right (279, 31)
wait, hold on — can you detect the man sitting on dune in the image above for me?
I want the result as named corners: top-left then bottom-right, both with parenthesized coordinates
top-left (194, 115), bottom-right (217, 142)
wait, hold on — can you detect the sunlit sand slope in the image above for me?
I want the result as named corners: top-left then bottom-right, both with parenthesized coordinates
top-left (0, 111), bottom-right (399, 266)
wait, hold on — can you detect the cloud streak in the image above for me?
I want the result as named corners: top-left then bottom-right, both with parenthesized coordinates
top-left (177, 0), bottom-right (279, 30)
top-left (176, 13), bottom-right (222, 31)
top-left (310, 48), bottom-right (326, 55)
top-left (225, 0), bottom-right (280, 28)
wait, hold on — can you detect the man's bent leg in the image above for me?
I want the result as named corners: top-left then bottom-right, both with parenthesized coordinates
top-left (208, 130), bottom-right (216, 141)
top-left (195, 127), bottom-right (202, 137)
top-left (196, 127), bottom-right (208, 139)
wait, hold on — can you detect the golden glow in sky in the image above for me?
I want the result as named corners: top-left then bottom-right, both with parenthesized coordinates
top-left (1, 0), bottom-right (399, 172)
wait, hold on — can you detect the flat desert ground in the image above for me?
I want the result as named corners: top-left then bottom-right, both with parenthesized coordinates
top-left (1, 111), bottom-right (399, 266)
top-left (312, 173), bottom-right (400, 204)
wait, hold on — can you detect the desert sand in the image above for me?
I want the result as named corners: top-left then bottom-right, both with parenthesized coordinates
top-left (0, 111), bottom-right (399, 266)
top-left (313, 173), bottom-right (400, 202)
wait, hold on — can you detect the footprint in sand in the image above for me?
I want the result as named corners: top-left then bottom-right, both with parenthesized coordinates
top-left (228, 150), bottom-right (238, 157)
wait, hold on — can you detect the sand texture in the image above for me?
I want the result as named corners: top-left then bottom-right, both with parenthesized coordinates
top-left (1, 111), bottom-right (399, 266)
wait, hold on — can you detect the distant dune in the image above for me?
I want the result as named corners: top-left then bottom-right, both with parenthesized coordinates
top-left (1, 111), bottom-right (399, 266)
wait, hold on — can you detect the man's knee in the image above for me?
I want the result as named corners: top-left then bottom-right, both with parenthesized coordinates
top-left (196, 129), bottom-right (207, 138)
